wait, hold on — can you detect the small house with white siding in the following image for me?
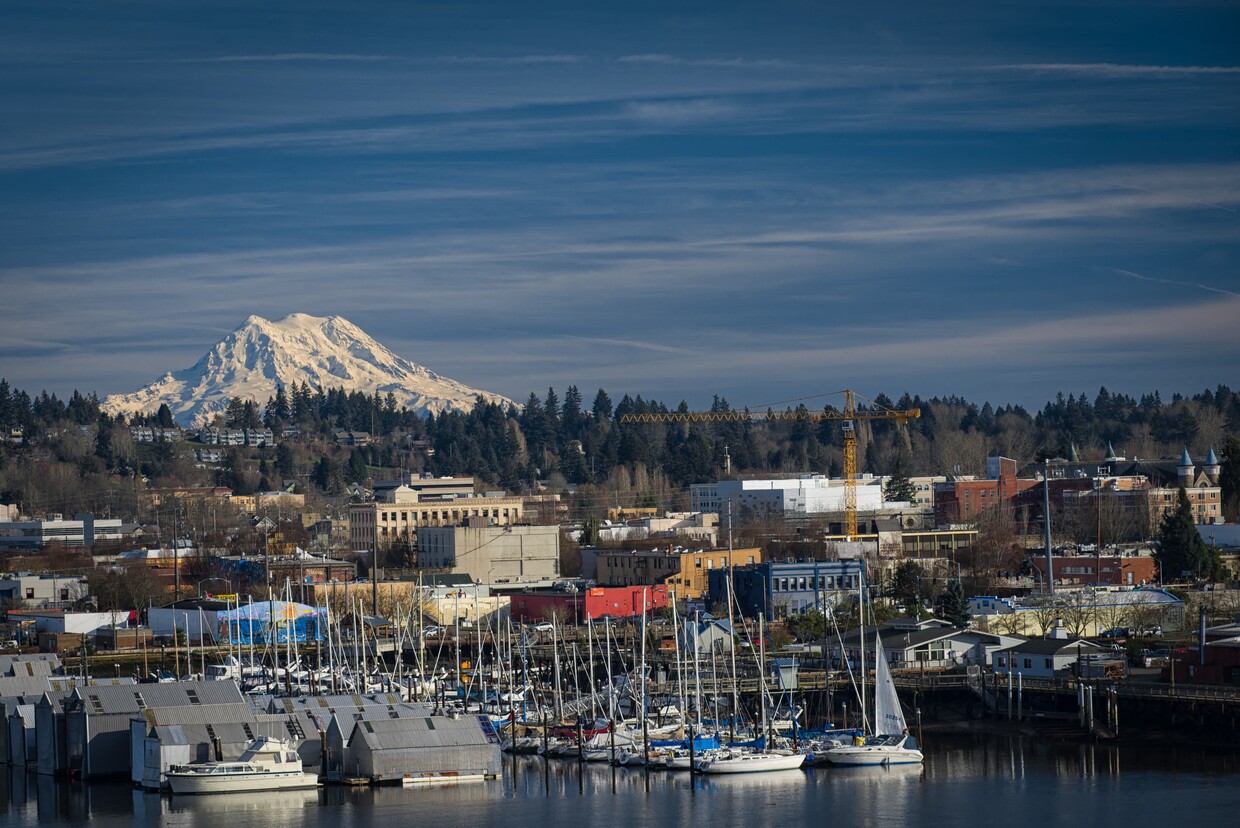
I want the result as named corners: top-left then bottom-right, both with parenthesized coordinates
top-left (992, 633), bottom-right (1105, 678)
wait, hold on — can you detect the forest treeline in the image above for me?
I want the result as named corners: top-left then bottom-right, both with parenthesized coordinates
top-left (1, 378), bottom-right (1238, 520)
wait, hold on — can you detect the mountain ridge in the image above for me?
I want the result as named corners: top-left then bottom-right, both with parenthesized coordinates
top-left (102, 313), bottom-right (512, 426)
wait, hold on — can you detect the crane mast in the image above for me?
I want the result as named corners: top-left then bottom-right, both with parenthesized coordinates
top-left (619, 389), bottom-right (919, 539)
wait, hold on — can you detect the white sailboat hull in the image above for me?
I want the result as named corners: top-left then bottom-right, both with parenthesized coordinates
top-left (696, 751), bottom-right (806, 774)
top-left (824, 744), bottom-right (923, 766)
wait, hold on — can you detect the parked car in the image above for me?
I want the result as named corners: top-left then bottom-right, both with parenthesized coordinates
top-left (531, 622), bottom-right (554, 633)
top-left (1135, 625), bottom-right (1163, 637)
top-left (1100, 628), bottom-right (1129, 638)
top-left (1142, 648), bottom-right (1171, 668)
top-left (422, 626), bottom-right (444, 638)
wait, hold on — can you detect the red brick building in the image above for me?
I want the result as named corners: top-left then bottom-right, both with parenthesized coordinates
top-left (1029, 554), bottom-right (1157, 587)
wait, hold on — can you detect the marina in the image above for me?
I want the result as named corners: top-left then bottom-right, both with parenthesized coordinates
top-left (2, 736), bottom-right (1239, 828)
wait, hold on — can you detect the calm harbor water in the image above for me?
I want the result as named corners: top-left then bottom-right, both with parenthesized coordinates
top-left (2, 736), bottom-right (1237, 828)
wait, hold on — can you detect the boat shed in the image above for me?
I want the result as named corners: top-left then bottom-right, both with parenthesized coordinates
top-left (0, 654), bottom-right (61, 677)
top-left (35, 678), bottom-right (130, 776)
top-left (132, 719), bottom-right (262, 790)
top-left (339, 713), bottom-right (501, 783)
top-left (5, 704), bottom-right (35, 765)
top-left (65, 680), bottom-right (247, 778)
top-left (127, 695), bottom-right (261, 788)
top-left (320, 700), bottom-right (435, 776)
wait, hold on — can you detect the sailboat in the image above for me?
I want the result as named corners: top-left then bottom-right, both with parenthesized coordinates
top-left (824, 631), bottom-right (923, 766)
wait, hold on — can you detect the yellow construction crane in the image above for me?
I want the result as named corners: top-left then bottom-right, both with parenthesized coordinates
top-left (619, 389), bottom-right (920, 539)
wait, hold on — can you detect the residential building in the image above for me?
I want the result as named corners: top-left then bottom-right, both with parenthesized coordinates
top-left (992, 634), bottom-right (1106, 678)
top-left (829, 617), bottom-right (1014, 671)
top-left (416, 524), bottom-right (559, 582)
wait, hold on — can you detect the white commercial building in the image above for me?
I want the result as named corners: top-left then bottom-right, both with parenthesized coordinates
top-left (0, 514), bottom-right (125, 550)
top-left (691, 475), bottom-right (886, 520)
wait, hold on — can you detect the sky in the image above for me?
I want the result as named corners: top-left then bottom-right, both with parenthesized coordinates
top-left (1, 0), bottom-right (1238, 413)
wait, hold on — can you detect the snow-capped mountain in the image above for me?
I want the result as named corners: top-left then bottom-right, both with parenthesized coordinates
top-left (103, 313), bottom-right (512, 426)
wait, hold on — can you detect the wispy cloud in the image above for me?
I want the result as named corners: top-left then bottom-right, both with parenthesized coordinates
top-left (618, 54), bottom-right (798, 70)
top-left (995, 63), bottom-right (1240, 77)
top-left (167, 53), bottom-right (396, 64)
top-left (1110, 268), bottom-right (1240, 298)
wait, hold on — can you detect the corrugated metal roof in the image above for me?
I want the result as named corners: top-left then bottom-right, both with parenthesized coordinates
top-left (142, 702), bottom-right (257, 728)
top-left (74, 680), bottom-right (244, 715)
top-left (348, 714), bottom-right (495, 751)
top-left (0, 676), bottom-right (54, 698)
top-left (0, 654), bottom-right (62, 676)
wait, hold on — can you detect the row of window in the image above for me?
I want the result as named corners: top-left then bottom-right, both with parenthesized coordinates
top-left (379, 508), bottom-right (514, 522)
top-left (770, 575), bottom-right (857, 592)
top-left (996, 656), bottom-right (1054, 670)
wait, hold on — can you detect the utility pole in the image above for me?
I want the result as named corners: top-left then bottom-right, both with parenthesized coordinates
top-left (1043, 461), bottom-right (1054, 595)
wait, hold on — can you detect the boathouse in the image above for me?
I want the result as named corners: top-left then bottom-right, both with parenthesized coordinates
top-left (338, 713), bottom-right (501, 784)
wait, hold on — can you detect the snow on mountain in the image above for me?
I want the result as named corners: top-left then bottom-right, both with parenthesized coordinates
top-left (102, 313), bottom-right (513, 426)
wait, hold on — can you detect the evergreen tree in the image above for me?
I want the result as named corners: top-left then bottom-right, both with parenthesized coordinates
top-left (1155, 487), bottom-right (1222, 581)
top-left (937, 579), bottom-right (970, 628)
top-left (1220, 436), bottom-right (1240, 522)
top-left (592, 388), bottom-right (613, 422)
top-left (890, 560), bottom-right (923, 606)
top-left (884, 460), bottom-right (916, 502)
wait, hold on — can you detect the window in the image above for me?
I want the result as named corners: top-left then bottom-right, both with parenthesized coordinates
top-left (1023, 658), bottom-right (1032, 669)
top-left (1044, 659), bottom-right (1052, 669)
top-left (25, 588), bottom-right (34, 599)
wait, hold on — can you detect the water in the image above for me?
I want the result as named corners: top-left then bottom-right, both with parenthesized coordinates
top-left (2, 736), bottom-right (1237, 828)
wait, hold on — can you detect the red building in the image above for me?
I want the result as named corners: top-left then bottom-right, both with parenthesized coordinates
top-left (933, 457), bottom-right (1040, 524)
top-left (1173, 619), bottom-right (1240, 685)
top-left (509, 585), bottom-right (669, 623)
top-left (1029, 554), bottom-right (1157, 587)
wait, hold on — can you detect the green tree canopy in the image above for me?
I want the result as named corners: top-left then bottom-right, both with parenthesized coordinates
top-left (884, 459), bottom-right (916, 503)
top-left (1220, 436), bottom-right (1240, 522)
top-left (937, 579), bottom-right (970, 627)
top-left (1156, 487), bottom-right (1222, 581)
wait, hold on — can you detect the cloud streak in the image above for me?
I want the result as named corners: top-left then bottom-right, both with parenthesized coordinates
top-left (1110, 268), bottom-right (1240, 298)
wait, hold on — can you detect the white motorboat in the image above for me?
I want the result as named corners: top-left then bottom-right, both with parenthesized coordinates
top-left (167, 737), bottom-right (319, 794)
top-left (694, 749), bottom-right (806, 774)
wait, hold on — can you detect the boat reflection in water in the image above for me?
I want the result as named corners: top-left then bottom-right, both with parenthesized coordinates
top-left (143, 787), bottom-right (321, 819)
top-left (697, 769), bottom-right (809, 791)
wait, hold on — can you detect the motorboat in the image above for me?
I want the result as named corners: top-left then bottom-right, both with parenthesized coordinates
top-left (166, 736), bottom-right (319, 794)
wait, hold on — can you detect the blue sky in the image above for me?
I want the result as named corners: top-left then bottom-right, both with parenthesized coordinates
top-left (2, 0), bottom-right (1238, 412)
